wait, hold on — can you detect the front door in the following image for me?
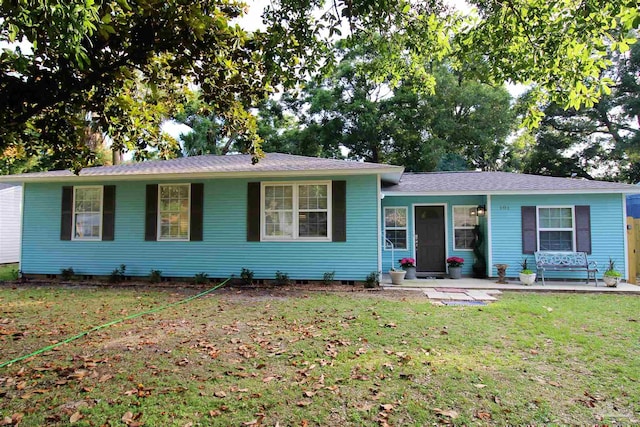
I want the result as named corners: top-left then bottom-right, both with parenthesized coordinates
top-left (415, 206), bottom-right (446, 273)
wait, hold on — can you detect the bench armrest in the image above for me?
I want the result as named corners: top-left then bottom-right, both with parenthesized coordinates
top-left (588, 260), bottom-right (598, 269)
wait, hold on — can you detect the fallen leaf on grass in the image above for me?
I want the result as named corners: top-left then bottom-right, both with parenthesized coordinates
top-left (214, 391), bottom-right (227, 398)
top-left (297, 400), bottom-right (312, 407)
top-left (475, 411), bottom-right (492, 420)
top-left (474, 384), bottom-right (487, 389)
top-left (69, 412), bottom-right (83, 423)
top-left (433, 408), bottom-right (459, 419)
top-left (380, 403), bottom-right (395, 412)
top-left (0, 413), bottom-right (23, 426)
top-left (98, 374), bottom-right (113, 383)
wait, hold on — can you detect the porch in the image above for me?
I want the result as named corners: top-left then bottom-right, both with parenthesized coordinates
top-left (380, 274), bottom-right (640, 294)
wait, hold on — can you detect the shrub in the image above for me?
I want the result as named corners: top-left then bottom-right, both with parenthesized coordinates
top-left (148, 269), bottom-right (162, 283)
top-left (274, 271), bottom-right (290, 285)
top-left (364, 272), bottom-right (379, 288)
top-left (193, 272), bottom-right (209, 285)
top-left (240, 268), bottom-right (254, 285)
top-left (61, 267), bottom-right (75, 281)
top-left (322, 271), bottom-right (335, 285)
top-left (109, 264), bottom-right (126, 283)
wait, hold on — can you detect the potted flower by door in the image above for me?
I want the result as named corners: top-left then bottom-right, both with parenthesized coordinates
top-left (519, 258), bottom-right (537, 285)
top-left (388, 268), bottom-right (406, 285)
top-left (603, 258), bottom-right (621, 287)
top-left (446, 257), bottom-right (464, 279)
top-left (399, 257), bottom-right (416, 279)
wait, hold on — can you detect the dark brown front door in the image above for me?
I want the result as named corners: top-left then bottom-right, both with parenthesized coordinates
top-left (415, 206), bottom-right (446, 273)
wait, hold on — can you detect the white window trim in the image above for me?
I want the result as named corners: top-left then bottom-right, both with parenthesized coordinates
top-left (72, 185), bottom-right (103, 241)
top-left (157, 183), bottom-right (191, 241)
top-left (260, 181), bottom-right (332, 242)
top-left (383, 206), bottom-right (408, 250)
top-left (453, 205), bottom-right (478, 251)
top-left (537, 205), bottom-right (576, 251)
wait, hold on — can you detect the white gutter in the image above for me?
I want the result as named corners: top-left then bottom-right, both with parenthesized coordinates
top-left (0, 167), bottom-right (405, 184)
top-left (486, 194), bottom-right (492, 278)
top-left (623, 194), bottom-right (629, 281)
top-left (377, 175), bottom-right (382, 275)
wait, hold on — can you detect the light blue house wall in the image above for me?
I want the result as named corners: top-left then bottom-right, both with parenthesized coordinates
top-left (490, 193), bottom-right (626, 279)
top-left (381, 195), bottom-right (486, 274)
top-left (21, 174), bottom-right (380, 281)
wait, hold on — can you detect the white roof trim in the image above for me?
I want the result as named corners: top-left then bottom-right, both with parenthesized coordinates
top-left (2, 167), bottom-right (404, 184)
top-left (383, 188), bottom-right (640, 196)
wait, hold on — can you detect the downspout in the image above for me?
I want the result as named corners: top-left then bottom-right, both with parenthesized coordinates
top-left (486, 194), bottom-right (493, 277)
top-left (377, 175), bottom-right (382, 275)
top-left (623, 194), bottom-right (629, 281)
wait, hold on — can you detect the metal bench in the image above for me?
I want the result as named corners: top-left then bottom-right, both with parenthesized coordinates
top-left (534, 251), bottom-right (599, 286)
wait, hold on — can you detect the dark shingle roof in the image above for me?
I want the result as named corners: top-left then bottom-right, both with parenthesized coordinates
top-left (383, 171), bottom-right (640, 194)
top-left (0, 153), bottom-right (404, 183)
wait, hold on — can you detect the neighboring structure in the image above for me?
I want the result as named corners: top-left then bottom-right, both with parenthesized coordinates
top-left (0, 183), bottom-right (22, 264)
top-left (627, 191), bottom-right (640, 218)
top-left (1, 153), bottom-right (639, 281)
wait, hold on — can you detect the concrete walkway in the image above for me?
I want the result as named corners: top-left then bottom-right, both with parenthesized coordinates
top-left (381, 275), bottom-right (640, 297)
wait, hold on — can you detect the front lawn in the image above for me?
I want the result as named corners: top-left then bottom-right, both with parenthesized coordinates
top-left (0, 264), bottom-right (18, 281)
top-left (1, 285), bottom-right (638, 425)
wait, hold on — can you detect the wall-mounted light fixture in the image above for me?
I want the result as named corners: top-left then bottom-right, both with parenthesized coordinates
top-left (477, 205), bottom-right (486, 217)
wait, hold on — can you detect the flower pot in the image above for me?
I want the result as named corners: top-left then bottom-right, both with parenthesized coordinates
top-left (603, 275), bottom-right (620, 287)
top-left (448, 266), bottom-right (462, 279)
top-left (403, 266), bottom-right (416, 280)
top-left (519, 272), bottom-right (536, 285)
top-left (389, 270), bottom-right (406, 285)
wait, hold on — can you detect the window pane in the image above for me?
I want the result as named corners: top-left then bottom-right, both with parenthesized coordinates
top-left (299, 184), bottom-right (327, 211)
top-left (74, 213), bottom-right (101, 238)
top-left (299, 212), bottom-right (328, 237)
top-left (539, 231), bottom-right (573, 251)
top-left (453, 207), bottom-right (477, 227)
top-left (385, 208), bottom-right (407, 228)
top-left (159, 185), bottom-right (190, 239)
top-left (539, 208), bottom-right (572, 229)
top-left (265, 211), bottom-right (293, 237)
top-left (385, 230), bottom-right (407, 249)
top-left (455, 229), bottom-right (475, 250)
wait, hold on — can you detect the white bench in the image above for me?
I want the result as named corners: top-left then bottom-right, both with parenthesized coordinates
top-left (534, 251), bottom-right (599, 286)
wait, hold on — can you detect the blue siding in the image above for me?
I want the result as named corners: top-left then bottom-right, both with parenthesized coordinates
top-left (381, 195), bottom-right (486, 274)
top-left (21, 175), bottom-right (379, 281)
top-left (490, 194), bottom-right (626, 279)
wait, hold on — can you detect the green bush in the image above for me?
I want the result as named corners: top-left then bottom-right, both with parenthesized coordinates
top-left (148, 269), bottom-right (163, 283)
top-left (274, 271), bottom-right (290, 285)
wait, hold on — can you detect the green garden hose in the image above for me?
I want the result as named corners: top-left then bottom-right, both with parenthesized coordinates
top-left (0, 279), bottom-right (229, 368)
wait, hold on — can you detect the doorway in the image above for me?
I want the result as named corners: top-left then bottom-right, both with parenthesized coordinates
top-left (415, 205), bottom-right (446, 274)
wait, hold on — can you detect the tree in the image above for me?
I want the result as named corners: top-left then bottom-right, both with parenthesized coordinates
top-left (1, 0), bottom-right (638, 171)
top-left (511, 36), bottom-right (640, 182)
top-left (254, 50), bottom-right (516, 171)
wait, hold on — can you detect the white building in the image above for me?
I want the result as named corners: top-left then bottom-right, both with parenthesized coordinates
top-left (0, 184), bottom-right (22, 264)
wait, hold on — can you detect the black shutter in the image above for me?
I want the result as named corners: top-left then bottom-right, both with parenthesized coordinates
top-left (332, 181), bottom-right (347, 242)
top-left (521, 206), bottom-right (537, 254)
top-left (190, 183), bottom-right (204, 241)
top-left (145, 184), bottom-right (158, 241)
top-left (247, 182), bottom-right (261, 241)
top-left (102, 185), bottom-right (116, 241)
top-left (575, 205), bottom-right (591, 254)
top-left (60, 186), bottom-right (73, 240)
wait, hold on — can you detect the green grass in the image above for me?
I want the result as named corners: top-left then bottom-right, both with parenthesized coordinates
top-left (0, 264), bottom-right (19, 281)
top-left (0, 285), bottom-right (638, 426)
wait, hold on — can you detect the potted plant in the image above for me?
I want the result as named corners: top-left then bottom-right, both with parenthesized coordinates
top-left (399, 257), bottom-right (416, 279)
top-left (446, 256), bottom-right (464, 279)
top-left (519, 258), bottom-right (536, 285)
top-left (603, 258), bottom-right (622, 287)
top-left (388, 267), bottom-right (406, 285)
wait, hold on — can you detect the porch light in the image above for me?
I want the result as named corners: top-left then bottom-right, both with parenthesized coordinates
top-left (477, 205), bottom-right (486, 217)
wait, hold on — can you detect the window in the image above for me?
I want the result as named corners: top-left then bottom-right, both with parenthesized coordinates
top-left (384, 207), bottom-right (407, 249)
top-left (453, 206), bottom-right (477, 250)
top-left (73, 186), bottom-right (103, 240)
top-left (262, 182), bottom-right (331, 241)
top-left (158, 184), bottom-right (190, 240)
top-left (538, 207), bottom-right (574, 251)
